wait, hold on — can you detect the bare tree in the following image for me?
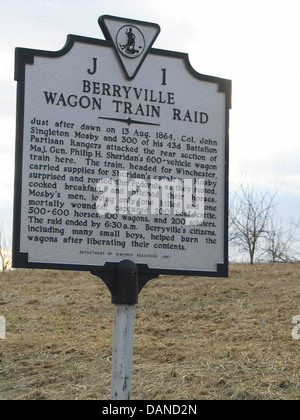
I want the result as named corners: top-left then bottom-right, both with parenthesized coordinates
top-left (230, 182), bottom-right (278, 264)
top-left (263, 218), bottom-right (300, 262)
top-left (0, 223), bottom-right (12, 272)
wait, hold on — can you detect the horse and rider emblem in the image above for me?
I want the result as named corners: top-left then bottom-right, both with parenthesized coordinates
top-left (117, 25), bottom-right (145, 58)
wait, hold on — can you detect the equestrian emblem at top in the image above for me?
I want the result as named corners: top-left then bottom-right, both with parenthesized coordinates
top-left (117, 25), bottom-right (145, 58)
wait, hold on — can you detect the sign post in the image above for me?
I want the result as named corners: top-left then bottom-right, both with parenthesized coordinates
top-left (92, 260), bottom-right (156, 400)
top-left (108, 260), bottom-right (137, 400)
top-left (111, 303), bottom-right (135, 400)
top-left (13, 15), bottom-right (231, 399)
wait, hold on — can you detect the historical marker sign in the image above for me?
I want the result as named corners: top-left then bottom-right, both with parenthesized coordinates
top-left (13, 15), bottom-right (231, 277)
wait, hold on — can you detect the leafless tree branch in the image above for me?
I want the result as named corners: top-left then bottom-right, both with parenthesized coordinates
top-left (0, 223), bottom-right (12, 272)
top-left (229, 181), bottom-right (279, 264)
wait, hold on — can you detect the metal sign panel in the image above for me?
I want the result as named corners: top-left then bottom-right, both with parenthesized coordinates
top-left (13, 16), bottom-right (231, 277)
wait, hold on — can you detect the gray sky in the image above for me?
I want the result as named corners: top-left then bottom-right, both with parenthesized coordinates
top-left (1, 0), bottom-right (300, 234)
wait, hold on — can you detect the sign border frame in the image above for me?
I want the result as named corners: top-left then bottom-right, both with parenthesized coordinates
top-left (13, 33), bottom-right (231, 278)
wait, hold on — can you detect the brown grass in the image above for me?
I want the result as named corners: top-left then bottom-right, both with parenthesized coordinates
top-left (0, 263), bottom-right (299, 400)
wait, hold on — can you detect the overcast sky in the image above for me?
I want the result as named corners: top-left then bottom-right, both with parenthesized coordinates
top-left (1, 0), bottom-right (300, 235)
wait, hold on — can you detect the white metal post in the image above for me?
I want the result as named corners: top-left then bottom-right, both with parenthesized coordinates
top-left (110, 304), bottom-right (135, 400)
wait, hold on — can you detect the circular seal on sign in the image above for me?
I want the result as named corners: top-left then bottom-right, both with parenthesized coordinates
top-left (117, 25), bottom-right (145, 59)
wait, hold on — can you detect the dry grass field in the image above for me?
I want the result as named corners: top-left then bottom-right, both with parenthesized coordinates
top-left (0, 263), bottom-right (299, 400)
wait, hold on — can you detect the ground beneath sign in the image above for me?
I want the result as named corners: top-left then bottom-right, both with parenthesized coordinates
top-left (0, 263), bottom-right (299, 400)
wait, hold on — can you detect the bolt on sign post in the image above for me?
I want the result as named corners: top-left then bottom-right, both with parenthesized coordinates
top-left (13, 15), bottom-right (231, 400)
